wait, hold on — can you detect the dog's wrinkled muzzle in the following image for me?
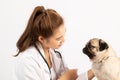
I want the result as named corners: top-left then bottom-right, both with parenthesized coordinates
top-left (83, 46), bottom-right (96, 59)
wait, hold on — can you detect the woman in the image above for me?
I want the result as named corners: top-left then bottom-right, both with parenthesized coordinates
top-left (15, 6), bottom-right (94, 80)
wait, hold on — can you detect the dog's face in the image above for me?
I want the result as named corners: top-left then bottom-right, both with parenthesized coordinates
top-left (83, 38), bottom-right (109, 59)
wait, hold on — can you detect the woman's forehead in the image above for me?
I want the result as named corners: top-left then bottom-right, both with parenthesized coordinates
top-left (53, 24), bottom-right (66, 37)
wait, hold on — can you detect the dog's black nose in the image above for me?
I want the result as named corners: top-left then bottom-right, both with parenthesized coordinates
top-left (83, 47), bottom-right (87, 54)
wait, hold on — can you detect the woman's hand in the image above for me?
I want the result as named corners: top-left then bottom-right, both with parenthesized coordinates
top-left (58, 69), bottom-right (78, 80)
top-left (88, 69), bottom-right (95, 80)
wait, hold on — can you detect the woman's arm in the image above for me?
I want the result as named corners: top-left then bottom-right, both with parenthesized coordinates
top-left (58, 69), bottom-right (94, 80)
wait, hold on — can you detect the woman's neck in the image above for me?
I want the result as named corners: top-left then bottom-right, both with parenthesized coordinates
top-left (42, 46), bottom-right (49, 55)
top-left (43, 48), bottom-right (49, 55)
top-left (41, 45), bottom-right (52, 68)
top-left (40, 43), bottom-right (49, 54)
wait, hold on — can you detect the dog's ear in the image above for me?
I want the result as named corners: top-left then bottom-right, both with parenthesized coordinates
top-left (99, 39), bottom-right (109, 51)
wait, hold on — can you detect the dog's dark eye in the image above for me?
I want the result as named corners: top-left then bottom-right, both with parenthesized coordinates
top-left (90, 46), bottom-right (95, 49)
top-left (88, 43), bottom-right (95, 49)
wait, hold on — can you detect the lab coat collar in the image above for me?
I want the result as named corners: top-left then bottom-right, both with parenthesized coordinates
top-left (36, 42), bottom-right (51, 75)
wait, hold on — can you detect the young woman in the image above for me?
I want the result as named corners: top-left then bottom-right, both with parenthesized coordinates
top-left (15, 6), bottom-right (94, 80)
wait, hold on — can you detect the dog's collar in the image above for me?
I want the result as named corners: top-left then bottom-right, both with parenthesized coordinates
top-left (97, 56), bottom-right (117, 63)
top-left (99, 56), bottom-right (109, 63)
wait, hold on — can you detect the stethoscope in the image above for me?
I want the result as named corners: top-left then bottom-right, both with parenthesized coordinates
top-left (34, 44), bottom-right (65, 80)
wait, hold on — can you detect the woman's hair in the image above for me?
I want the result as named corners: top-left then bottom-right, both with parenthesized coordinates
top-left (15, 6), bottom-right (64, 56)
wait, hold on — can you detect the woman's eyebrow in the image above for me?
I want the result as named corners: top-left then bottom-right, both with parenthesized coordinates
top-left (57, 30), bottom-right (66, 39)
top-left (56, 36), bottom-right (63, 39)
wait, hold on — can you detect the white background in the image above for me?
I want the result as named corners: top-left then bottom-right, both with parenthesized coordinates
top-left (1, 0), bottom-right (120, 80)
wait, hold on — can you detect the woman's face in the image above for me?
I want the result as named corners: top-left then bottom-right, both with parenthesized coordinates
top-left (42, 24), bottom-right (66, 49)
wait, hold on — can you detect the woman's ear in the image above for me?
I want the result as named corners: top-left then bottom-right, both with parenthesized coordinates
top-left (38, 36), bottom-right (44, 43)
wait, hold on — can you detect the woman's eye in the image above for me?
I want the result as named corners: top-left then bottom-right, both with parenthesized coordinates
top-left (56, 36), bottom-right (62, 41)
top-left (56, 38), bottom-right (61, 41)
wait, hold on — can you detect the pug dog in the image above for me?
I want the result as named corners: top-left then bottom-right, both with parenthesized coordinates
top-left (83, 38), bottom-right (120, 80)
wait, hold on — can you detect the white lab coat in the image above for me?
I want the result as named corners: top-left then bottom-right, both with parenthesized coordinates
top-left (15, 43), bottom-right (88, 80)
